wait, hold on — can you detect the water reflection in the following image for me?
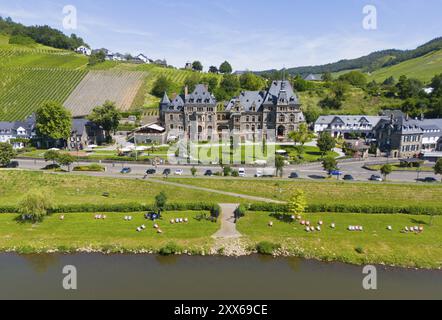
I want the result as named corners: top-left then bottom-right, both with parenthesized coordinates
top-left (21, 254), bottom-right (60, 273)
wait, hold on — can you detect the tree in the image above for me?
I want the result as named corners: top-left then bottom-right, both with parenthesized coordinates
top-left (317, 132), bottom-right (336, 156)
top-left (154, 192), bottom-right (168, 213)
top-left (288, 123), bottom-right (314, 149)
top-left (430, 73), bottom-right (442, 97)
top-left (288, 190), bottom-right (307, 217)
top-left (57, 153), bottom-right (75, 172)
top-left (44, 150), bottom-right (60, 165)
top-left (275, 155), bottom-right (286, 178)
top-left (380, 164), bottom-right (393, 181)
top-left (322, 72), bottom-right (333, 82)
top-left (338, 71), bottom-right (368, 88)
top-left (219, 61), bottom-right (232, 74)
top-left (396, 75), bottom-right (423, 99)
top-left (191, 167), bottom-right (197, 177)
top-left (184, 73), bottom-right (201, 92)
top-left (208, 66), bottom-right (219, 74)
top-left (0, 143), bottom-right (15, 167)
top-left (239, 73), bottom-right (266, 91)
top-left (434, 159), bottom-right (442, 182)
top-left (88, 50), bottom-right (105, 66)
top-left (19, 191), bottom-right (54, 223)
top-left (215, 74), bottom-right (240, 100)
top-left (36, 101), bottom-right (72, 145)
top-left (88, 101), bottom-right (121, 141)
top-left (192, 61), bottom-right (203, 72)
top-left (322, 156), bottom-right (338, 175)
top-left (151, 75), bottom-right (179, 98)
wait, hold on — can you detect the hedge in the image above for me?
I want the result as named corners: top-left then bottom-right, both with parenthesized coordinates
top-left (248, 203), bottom-right (442, 216)
top-left (0, 202), bottom-right (219, 214)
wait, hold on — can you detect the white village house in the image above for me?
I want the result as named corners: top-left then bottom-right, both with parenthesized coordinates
top-left (76, 46), bottom-right (92, 56)
top-left (314, 115), bottom-right (386, 139)
top-left (136, 54), bottom-right (150, 64)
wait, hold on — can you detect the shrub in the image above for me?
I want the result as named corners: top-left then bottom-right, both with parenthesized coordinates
top-left (73, 164), bottom-right (105, 172)
top-left (159, 243), bottom-right (182, 256)
top-left (355, 246), bottom-right (365, 254)
top-left (256, 241), bottom-right (281, 255)
top-left (235, 205), bottom-right (247, 219)
top-left (211, 204), bottom-right (221, 219)
top-left (18, 191), bottom-right (55, 222)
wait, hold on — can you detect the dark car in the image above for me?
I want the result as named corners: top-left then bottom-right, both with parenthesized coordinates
top-left (204, 170), bottom-right (214, 177)
top-left (288, 172), bottom-right (299, 179)
top-left (121, 167), bottom-right (132, 174)
top-left (163, 168), bottom-right (171, 176)
top-left (343, 175), bottom-right (355, 181)
top-left (423, 177), bottom-right (438, 183)
top-left (5, 161), bottom-right (19, 168)
top-left (146, 169), bottom-right (156, 175)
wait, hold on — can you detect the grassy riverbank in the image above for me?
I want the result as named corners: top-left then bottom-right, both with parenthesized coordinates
top-left (237, 212), bottom-right (442, 269)
top-left (165, 178), bottom-right (442, 207)
top-left (0, 171), bottom-right (244, 205)
top-left (0, 211), bottom-right (219, 254)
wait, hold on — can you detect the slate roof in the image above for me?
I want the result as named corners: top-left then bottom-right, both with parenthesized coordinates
top-left (304, 74), bottom-right (323, 81)
top-left (186, 84), bottom-right (216, 104)
top-left (0, 115), bottom-right (35, 136)
top-left (225, 91), bottom-right (265, 112)
top-left (316, 115), bottom-right (386, 128)
top-left (265, 80), bottom-right (300, 105)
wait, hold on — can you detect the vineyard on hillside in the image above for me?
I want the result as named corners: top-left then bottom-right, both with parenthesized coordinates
top-left (0, 68), bottom-right (87, 121)
top-left (0, 48), bottom-right (88, 69)
top-left (63, 71), bottom-right (147, 117)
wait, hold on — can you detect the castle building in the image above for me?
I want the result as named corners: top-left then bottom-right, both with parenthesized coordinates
top-left (159, 80), bottom-right (305, 142)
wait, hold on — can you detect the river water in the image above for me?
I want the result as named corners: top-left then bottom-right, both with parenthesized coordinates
top-left (0, 254), bottom-right (441, 300)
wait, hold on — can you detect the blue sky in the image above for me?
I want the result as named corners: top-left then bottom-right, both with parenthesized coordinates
top-left (1, 0), bottom-right (441, 71)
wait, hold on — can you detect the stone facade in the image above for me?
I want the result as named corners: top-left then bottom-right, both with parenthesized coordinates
top-left (159, 80), bottom-right (305, 142)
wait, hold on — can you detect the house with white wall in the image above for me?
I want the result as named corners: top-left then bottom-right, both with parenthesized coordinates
top-left (314, 115), bottom-right (386, 138)
top-left (76, 46), bottom-right (91, 56)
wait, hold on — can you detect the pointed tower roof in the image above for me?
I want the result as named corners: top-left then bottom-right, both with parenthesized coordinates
top-left (160, 92), bottom-right (171, 105)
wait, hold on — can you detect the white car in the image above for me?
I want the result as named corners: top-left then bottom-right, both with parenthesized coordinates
top-left (175, 169), bottom-right (184, 176)
top-left (238, 168), bottom-right (246, 177)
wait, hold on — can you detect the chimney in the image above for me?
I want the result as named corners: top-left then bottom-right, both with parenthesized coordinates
top-left (184, 86), bottom-right (189, 97)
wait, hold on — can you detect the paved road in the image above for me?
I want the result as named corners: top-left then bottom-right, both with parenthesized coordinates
top-left (14, 158), bottom-right (438, 183)
top-left (213, 204), bottom-right (242, 239)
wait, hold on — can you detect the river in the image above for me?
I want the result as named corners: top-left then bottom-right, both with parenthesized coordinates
top-left (0, 254), bottom-right (441, 300)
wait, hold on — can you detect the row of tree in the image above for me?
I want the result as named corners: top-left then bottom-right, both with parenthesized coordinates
top-left (189, 61), bottom-right (233, 74)
top-left (0, 16), bottom-right (88, 50)
top-left (152, 72), bottom-right (267, 102)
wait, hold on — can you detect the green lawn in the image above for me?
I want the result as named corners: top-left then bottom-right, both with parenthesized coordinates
top-left (278, 145), bottom-right (339, 162)
top-left (0, 171), bottom-right (244, 206)
top-left (237, 212), bottom-right (442, 269)
top-left (0, 211), bottom-right (219, 253)
top-left (164, 178), bottom-right (442, 207)
top-left (365, 164), bottom-right (435, 172)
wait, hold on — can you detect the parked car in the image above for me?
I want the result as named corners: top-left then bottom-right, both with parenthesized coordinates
top-left (5, 161), bottom-right (19, 168)
top-left (288, 172), bottom-right (299, 179)
top-left (204, 170), bottom-right (214, 177)
top-left (369, 175), bottom-right (383, 182)
top-left (163, 169), bottom-right (171, 176)
top-left (238, 168), bottom-right (246, 177)
top-left (175, 169), bottom-right (184, 176)
top-left (423, 177), bottom-right (438, 183)
top-left (343, 175), bottom-right (355, 181)
top-left (145, 169), bottom-right (156, 175)
top-left (121, 167), bottom-right (132, 174)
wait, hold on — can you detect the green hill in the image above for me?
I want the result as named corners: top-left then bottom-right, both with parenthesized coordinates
top-left (0, 34), bottom-right (220, 120)
top-left (263, 36), bottom-right (442, 82)
top-left (368, 49), bottom-right (442, 83)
